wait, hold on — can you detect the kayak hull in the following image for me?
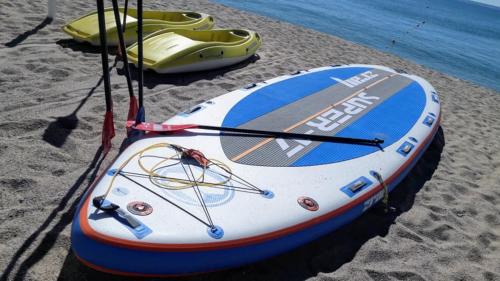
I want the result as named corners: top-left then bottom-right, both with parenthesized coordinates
top-left (127, 29), bottom-right (261, 73)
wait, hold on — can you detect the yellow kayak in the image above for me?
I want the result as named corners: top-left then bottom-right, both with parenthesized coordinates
top-left (127, 29), bottom-right (261, 73)
top-left (63, 7), bottom-right (214, 46)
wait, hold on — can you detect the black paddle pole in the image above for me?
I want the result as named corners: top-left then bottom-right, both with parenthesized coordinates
top-left (111, 0), bottom-right (138, 121)
top-left (96, 0), bottom-right (112, 112)
top-left (137, 0), bottom-right (144, 108)
top-left (122, 0), bottom-right (129, 31)
top-left (135, 0), bottom-right (145, 124)
top-left (198, 125), bottom-right (384, 145)
top-left (127, 122), bottom-right (384, 146)
top-left (96, 0), bottom-right (115, 153)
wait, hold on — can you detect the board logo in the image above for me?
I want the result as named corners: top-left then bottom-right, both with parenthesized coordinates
top-left (276, 91), bottom-right (380, 158)
top-left (331, 71), bottom-right (378, 88)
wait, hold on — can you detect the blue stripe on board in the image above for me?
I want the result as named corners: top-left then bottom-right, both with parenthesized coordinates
top-left (292, 81), bottom-right (426, 166)
top-left (222, 67), bottom-right (371, 128)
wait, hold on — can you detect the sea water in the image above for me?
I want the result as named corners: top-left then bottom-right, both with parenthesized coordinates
top-left (214, 0), bottom-right (500, 92)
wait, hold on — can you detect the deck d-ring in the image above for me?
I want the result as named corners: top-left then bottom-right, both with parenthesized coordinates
top-left (297, 196), bottom-right (319, 211)
top-left (207, 225), bottom-right (224, 239)
top-left (261, 190), bottom-right (274, 199)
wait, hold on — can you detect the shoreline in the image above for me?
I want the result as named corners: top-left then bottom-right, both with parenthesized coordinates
top-left (212, 0), bottom-right (500, 94)
top-left (1, 0), bottom-right (499, 280)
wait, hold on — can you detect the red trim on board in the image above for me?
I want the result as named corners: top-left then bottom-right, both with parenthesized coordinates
top-left (74, 253), bottom-right (211, 277)
top-left (78, 115), bottom-right (441, 252)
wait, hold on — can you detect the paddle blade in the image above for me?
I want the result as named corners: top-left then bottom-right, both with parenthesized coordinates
top-left (127, 96), bottom-right (138, 122)
top-left (102, 111), bottom-right (115, 154)
top-left (125, 106), bottom-right (146, 139)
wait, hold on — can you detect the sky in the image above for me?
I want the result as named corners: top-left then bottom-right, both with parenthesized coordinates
top-left (470, 0), bottom-right (500, 7)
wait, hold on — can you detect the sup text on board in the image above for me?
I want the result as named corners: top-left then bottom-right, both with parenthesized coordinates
top-left (276, 93), bottom-right (380, 158)
top-left (330, 70), bottom-right (379, 88)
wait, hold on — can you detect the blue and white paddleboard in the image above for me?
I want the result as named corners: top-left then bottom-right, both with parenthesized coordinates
top-left (72, 64), bottom-right (441, 276)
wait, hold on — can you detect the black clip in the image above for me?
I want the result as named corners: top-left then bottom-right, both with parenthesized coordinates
top-left (93, 195), bottom-right (119, 212)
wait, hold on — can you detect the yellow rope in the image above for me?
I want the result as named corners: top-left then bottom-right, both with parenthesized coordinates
top-left (103, 143), bottom-right (232, 197)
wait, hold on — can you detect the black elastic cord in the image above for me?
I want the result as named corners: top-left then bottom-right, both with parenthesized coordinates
top-left (180, 160), bottom-right (215, 228)
top-left (121, 170), bottom-right (262, 194)
top-left (119, 172), bottom-right (212, 228)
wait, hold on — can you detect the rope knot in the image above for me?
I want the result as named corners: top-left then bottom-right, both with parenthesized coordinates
top-left (182, 149), bottom-right (210, 168)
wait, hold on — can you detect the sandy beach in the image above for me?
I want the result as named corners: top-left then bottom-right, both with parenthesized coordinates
top-left (1, 0), bottom-right (500, 280)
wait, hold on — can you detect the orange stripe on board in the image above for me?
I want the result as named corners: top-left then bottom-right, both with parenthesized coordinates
top-left (231, 74), bottom-right (397, 162)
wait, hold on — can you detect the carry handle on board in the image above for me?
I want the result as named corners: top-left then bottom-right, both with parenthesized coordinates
top-left (93, 196), bottom-right (142, 228)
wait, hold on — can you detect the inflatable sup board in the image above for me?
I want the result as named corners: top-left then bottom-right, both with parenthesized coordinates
top-left (72, 64), bottom-right (441, 276)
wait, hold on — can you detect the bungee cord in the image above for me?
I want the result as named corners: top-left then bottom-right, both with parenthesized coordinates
top-left (138, 146), bottom-right (232, 190)
top-left (96, 142), bottom-right (266, 229)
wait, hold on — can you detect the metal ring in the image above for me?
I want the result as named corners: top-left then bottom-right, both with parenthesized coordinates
top-left (297, 196), bottom-right (319, 211)
top-left (127, 201), bottom-right (153, 216)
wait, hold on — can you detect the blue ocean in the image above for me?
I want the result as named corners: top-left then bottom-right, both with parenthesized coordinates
top-left (214, 0), bottom-right (500, 92)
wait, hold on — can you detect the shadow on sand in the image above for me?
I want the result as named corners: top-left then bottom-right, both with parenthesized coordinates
top-left (53, 127), bottom-right (445, 280)
top-left (0, 147), bottom-right (106, 281)
top-left (42, 76), bottom-right (102, 148)
top-left (56, 39), bottom-right (104, 55)
top-left (120, 54), bottom-right (261, 88)
top-left (4, 17), bottom-right (52, 48)
top-left (42, 60), bottom-right (119, 148)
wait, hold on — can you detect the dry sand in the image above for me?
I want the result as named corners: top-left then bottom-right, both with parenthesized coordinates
top-left (1, 0), bottom-right (500, 280)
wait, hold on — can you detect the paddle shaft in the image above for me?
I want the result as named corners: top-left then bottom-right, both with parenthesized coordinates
top-left (196, 125), bottom-right (383, 145)
top-left (122, 0), bottom-right (129, 30)
top-left (137, 0), bottom-right (144, 109)
top-left (111, 0), bottom-right (135, 100)
top-left (127, 121), bottom-right (383, 145)
top-left (119, 2), bottom-right (379, 147)
top-left (96, 0), bottom-right (112, 112)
